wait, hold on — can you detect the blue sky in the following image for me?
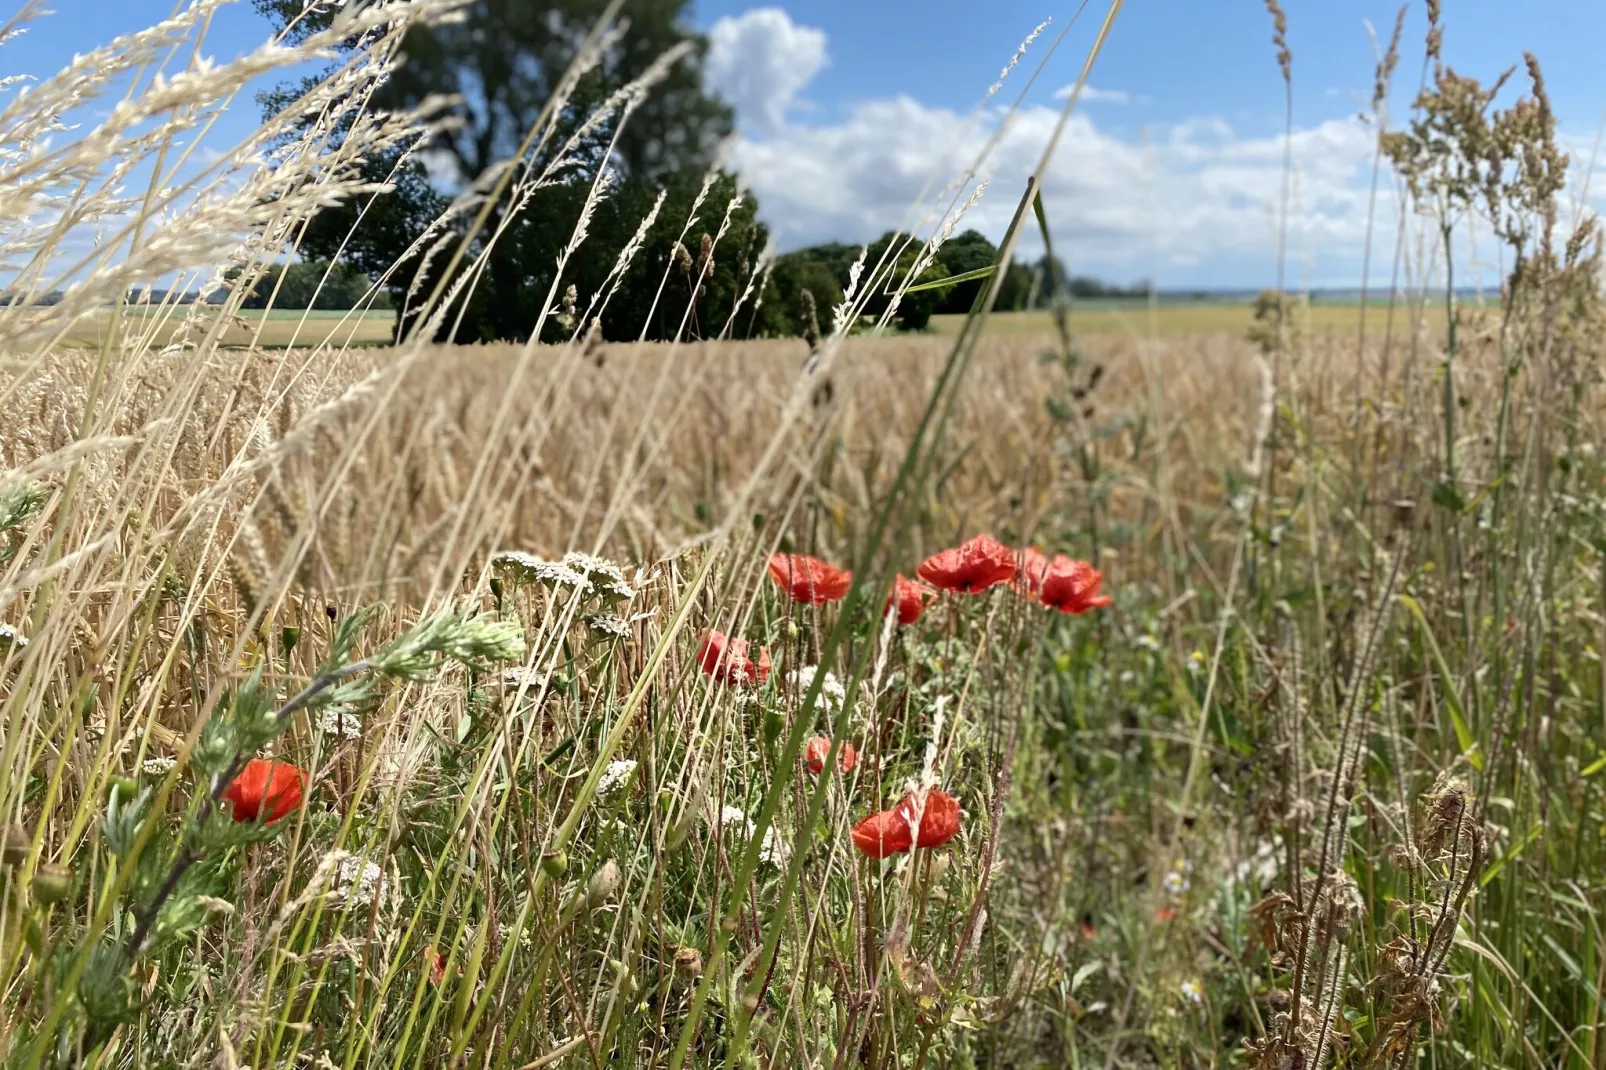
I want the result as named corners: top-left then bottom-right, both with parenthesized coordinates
top-left (11, 0), bottom-right (1606, 288)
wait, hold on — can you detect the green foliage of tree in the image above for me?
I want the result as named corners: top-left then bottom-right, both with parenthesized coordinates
top-left (226, 260), bottom-right (387, 311)
top-left (254, 0), bottom-right (756, 343)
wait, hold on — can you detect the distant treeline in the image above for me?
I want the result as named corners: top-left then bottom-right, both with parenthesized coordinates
top-left (225, 261), bottom-right (392, 311)
top-left (763, 229), bottom-right (1147, 335)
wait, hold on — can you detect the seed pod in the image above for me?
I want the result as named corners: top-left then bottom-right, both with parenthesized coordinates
top-left (281, 625), bottom-right (301, 655)
top-left (33, 863), bottom-right (74, 905)
top-left (106, 776), bottom-right (140, 802)
top-left (540, 850), bottom-right (568, 878)
top-left (674, 946), bottom-right (703, 979)
top-left (585, 859), bottom-right (620, 909)
top-left (2, 823), bottom-right (28, 867)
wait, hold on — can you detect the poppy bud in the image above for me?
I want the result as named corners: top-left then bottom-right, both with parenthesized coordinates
top-left (585, 859), bottom-right (620, 909)
top-left (720, 913), bottom-right (739, 934)
top-left (33, 863), bottom-right (74, 905)
top-left (106, 776), bottom-right (140, 802)
top-left (2, 823), bottom-right (28, 867)
top-left (281, 626), bottom-right (301, 655)
top-left (540, 850), bottom-right (568, 878)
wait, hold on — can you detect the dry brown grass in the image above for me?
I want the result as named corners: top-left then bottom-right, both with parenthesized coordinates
top-left (5, 320), bottom-right (1533, 605)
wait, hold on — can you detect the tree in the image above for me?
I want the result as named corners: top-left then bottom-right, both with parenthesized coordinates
top-left (229, 260), bottom-right (387, 310)
top-left (254, 0), bottom-right (749, 343)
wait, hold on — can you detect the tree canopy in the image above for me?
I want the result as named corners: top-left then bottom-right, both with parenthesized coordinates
top-left (253, 2), bottom-right (1143, 343)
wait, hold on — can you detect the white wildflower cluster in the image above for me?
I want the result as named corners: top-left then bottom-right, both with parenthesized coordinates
top-left (332, 856), bottom-right (385, 909)
top-left (586, 613), bottom-right (631, 641)
top-left (786, 665), bottom-right (847, 715)
top-left (316, 707), bottom-right (362, 740)
top-left (490, 550), bottom-right (590, 593)
top-left (1179, 979), bottom-right (1203, 1005)
top-left (0, 623), bottom-right (26, 649)
top-left (562, 551), bottom-right (635, 603)
top-left (597, 758), bottom-right (638, 796)
top-left (713, 806), bottom-right (785, 867)
top-left (141, 755), bottom-right (177, 776)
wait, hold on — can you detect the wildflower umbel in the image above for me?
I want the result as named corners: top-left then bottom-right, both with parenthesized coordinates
top-left (597, 758), bottom-right (638, 796)
top-left (787, 665), bottom-right (847, 714)
top-left (918, 535), bottom-right (1017, 594)
top-left (332, 856), bottom-right (385, 908)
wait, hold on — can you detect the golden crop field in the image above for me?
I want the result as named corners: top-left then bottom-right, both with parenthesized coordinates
top-left (2, 1), bottom-right (1603, 1068)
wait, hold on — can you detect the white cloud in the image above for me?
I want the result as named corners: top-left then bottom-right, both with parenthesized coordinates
top-left (705, 8), bottom-right (828, 135)
top-left (731, 91), bottom-right (1386, 285)
top-left (1051, 85), bottom-right (1134, 105)
top-left (711, 9), bottom-right (1606, 288)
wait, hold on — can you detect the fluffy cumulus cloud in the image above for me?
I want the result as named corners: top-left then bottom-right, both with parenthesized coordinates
top-left (729, 91), bottom-right (1383, 285)
top-left (704, 7), bottom-right (829, 135)
top-left (705, 8), bottom-right (1606, 287)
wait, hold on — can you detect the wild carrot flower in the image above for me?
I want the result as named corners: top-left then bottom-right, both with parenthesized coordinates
top-left (315, 707), bottom-right (362, 740)
top-left (1037, 555), bottom-right (1113, 614)
top-left (787, 665), bottom-right (847, 713)
top-left (884, 574), bottom-right (936, 626)
top-left (917, 534), bottom-right (1017, 594)
top-left (766, 552), bottom-right (852, 604)
top-left (899, 788), bottom-right (962, 848)
top-left (598, 758), bottom-right (638, 795)
top-left (851, 809), bottom-right (913, 859)
top-left (332, 856), bottom-right (384, 908)
top-left (221, 758), bottom-right (304, 823)
top-left (803, 736), bottom-right (858, 774)
top-left (1014, 546), bottom-right (1050, 597)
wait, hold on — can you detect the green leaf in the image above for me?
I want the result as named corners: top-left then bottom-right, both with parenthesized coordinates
top-left (1431, 482), bottom-right (1466, 513)
top-left (1581, 754), bottom-right (1606, 777)
top-left (1399, 594), bottom-right (1481, 770)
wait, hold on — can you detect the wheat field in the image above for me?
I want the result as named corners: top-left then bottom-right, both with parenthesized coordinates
top-left (1, 1), bottom-right (1604, 1068)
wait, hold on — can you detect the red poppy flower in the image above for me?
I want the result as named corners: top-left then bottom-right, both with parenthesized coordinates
top-left (425, 946), bottom-right (460, 986)
top-left (803, 736), bottom-right (858, 775)
top-left (1015, 546), bottom-right (1050, 597)
top-left (850, 809), bottom-right (913, 859)
top-left (697, 629), bottom-right (770, 685)
top-left (767, 553), bottom-right (852, 604)
top-left (917, 535), bottom-right (1017, 594)
top-left (1079, 919), bottom-right (1097, 942)
top-left (1155, 905), bottom-right (1177, 923)
top-left (884, 574), bottom-right (937, 626)
top-left (898, 789), bottom-right (962, 848)
top-left (222, 758), bottom-right (305, 823)
top-left (1038, 555), bottom-right (1113, 614)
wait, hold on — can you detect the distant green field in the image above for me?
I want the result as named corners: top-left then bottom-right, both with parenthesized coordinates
top-left (50, 306), bottom-right (398, 348)
top-left (933, 299), bottom-right (1457, 336)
